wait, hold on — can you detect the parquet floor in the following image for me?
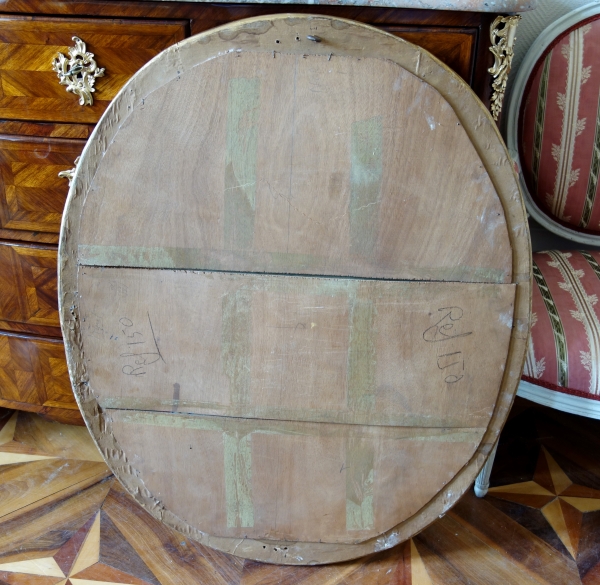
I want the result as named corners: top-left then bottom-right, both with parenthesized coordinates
top-left (0, 398), bottom-right (599, 585)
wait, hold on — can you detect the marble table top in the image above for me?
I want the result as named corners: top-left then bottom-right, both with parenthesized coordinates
top-left (148, 0), bottom-right (536, 12)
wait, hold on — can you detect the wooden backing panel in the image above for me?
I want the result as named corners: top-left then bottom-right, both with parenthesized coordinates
top-left (0, 135), bottom-right (84, 241)
top-left (0, 332), bottom-right (74, 410)
top-left (59, 16), bottom-right (532, 563)
top-left (78, 268), bottom-right (515, 429)
top-left (0, 16), bottom-right (187, 124)
top-left (247, 54), bottom-right (295, 256)
top-left (3, 400), bottom-right (598, 583)
top-left (0, 243), bottom-right (59, 329)
top-left (108, 410), bottom-right (483, 543)
top-left (77, 50), bottom-right (511, 283)
top-left (184, 6), bottom-right (490, 94)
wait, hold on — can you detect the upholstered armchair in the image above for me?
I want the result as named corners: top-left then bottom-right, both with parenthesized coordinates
top-left (475, 2), bottom-right (600, 498)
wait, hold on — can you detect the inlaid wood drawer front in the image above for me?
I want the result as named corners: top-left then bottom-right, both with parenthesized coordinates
top-left (0, 242), bottom-right (59, 333)
top-left (0, 16), bottom-right (188, 123)
top-left (0, 135), bottom-right (85, 243)
top-left (0, 332), bottom-right (74, 410)
top-left (0, 120), bottom-right (93, 140)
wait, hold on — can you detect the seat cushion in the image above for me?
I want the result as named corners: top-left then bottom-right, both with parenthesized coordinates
top-left (524, 250), bottom-right (600, 400)
top-left (519, 14), bottom-right (600, 234)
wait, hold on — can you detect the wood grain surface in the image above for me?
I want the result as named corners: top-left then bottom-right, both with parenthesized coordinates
top-left (0, 1), bottom-right (500, 426)
top-left (79, 269), bottom-right (514, 426)
top-left (1, 400), bottom-right (599, 583)
top-left (78, 270), bottom-right (514, 543)
top-left (0, 121), bottom-right (93, 140)
top-left (385, 27), bottom-right (475, 83)
top-left (0, 242), bottom-right (60, 335)
top-left (77, 50), bottom-right (510, 282)
top-left (59, 15), bottom-right (531, 563)
top-left (0, 2), bottom-right (497, 108)
top-left (0, 135), bottom-right (85, 244)
top-left (0, 332), bottom-right (81, 424)
top-left (0, 16), bottom-right (187, 124)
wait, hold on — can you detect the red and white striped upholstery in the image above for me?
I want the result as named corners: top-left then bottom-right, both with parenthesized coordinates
top-left (525, 250), bottom-right (600, 402)
top-left (475, 249), bottom-right (600, 497)
top-left (518, 13), bottom-right (600, 238)
top-left (476, 5), bottom-right (600, 498)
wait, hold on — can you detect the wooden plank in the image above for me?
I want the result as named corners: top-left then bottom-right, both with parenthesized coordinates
top-left (79, 268), bottom-right (515, 429)
top-left (0, 478), bottom-right (113, 555)
top-left (3, 397), bottom-right (597, 583)
top-left (450, 491), bottom-right (581, 584)
top-left (102, 484), bottom-right (244, 585)
top-left (0, 459), bottom-right (111, 519)
top-left (107, 408), bottom-right (484, 543)
top-left (76, 50), bottom-right (512, 283)
top-left (415, 515), bottom-right (553, 585)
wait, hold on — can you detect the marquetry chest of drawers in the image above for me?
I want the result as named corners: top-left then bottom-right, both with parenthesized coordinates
top-left (0, 0), bottom-right (508, 424)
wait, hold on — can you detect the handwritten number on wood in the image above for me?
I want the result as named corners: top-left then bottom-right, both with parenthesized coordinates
top-left (423, 307), bottom-right (470, 386)
top-left (444, 374), bottom-right (464, 384)
top-left (423, 307), bottom-right (472, 343)
top-left (119, 313), bottom-right (164, 376)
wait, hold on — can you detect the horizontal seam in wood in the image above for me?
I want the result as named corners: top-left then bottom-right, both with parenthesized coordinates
top-left (104, 405), bottom-right (488, 432)
top-left (78, 264), bottom-right (514, 285)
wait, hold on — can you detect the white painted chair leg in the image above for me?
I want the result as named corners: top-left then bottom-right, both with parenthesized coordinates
top-left (474, 441), bottom-right (499, 498)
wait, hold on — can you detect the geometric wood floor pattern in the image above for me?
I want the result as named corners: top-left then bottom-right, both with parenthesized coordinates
top-left (0, 397), bottom-right (599, 585)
